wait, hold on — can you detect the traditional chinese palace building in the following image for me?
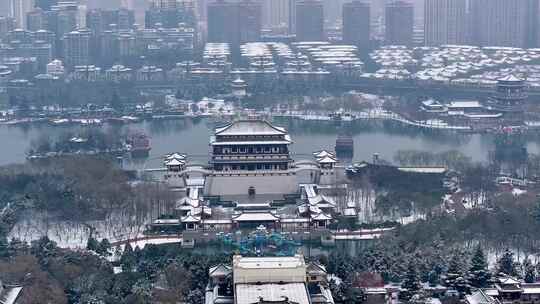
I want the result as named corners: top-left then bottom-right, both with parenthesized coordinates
top-left (149, 119), bottom-right (347, 238)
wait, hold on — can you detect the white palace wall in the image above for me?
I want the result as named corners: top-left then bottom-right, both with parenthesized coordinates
top-left (205, 173), bottom-right (298, 196)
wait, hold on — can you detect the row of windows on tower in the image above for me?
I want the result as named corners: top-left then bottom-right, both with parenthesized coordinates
top-left (215, 146), bottom-right (288, 155)
top-left (215, 163), bottom-right (288, 171)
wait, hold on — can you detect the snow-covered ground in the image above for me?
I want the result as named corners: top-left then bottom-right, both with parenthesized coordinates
top-left (348, 189), bottom-right (426, 224)
top-left (122, 237), bottom-right (182, 249)
top-left (9, 209), bottom-right (152, 249)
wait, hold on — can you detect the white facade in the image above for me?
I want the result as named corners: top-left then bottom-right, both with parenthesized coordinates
top-left (205, 174), bottom-right (298, 196)
top-left (46, 60), bottom-right (65, 76)
top-left (156, 121), bottom-right (342, 198)
top-left (233, 255), bottom-right (307, 285)
top-left (11, 0), bottom-right (34, 29)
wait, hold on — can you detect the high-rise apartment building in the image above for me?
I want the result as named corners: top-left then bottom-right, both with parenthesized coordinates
top-left (288, 0), bottom-right (296, 34)
top-left (27, 8), bottom-right (47, 31)
top-left (470, 0), bottom-right (535, 48)
top-left (12, 0), bottom-right (35, 29)
top-left (1, 29), bottom-right (54, 71)
top-left (63, 28), bottom-right (91, 68)
top-left (424, 0), bottom-right (468, 46)
top-left (145, 0), bottom-right (195, 28)
top-left (385, 0), bottom-right (414, 46)
top-left (238, 0), bottom-right (261, 42)
top-left (35, 0), bottom-right (58, 10)
top-left (342, 1), bottom-right (370, 47)
top-left (0, 1), bottom-right (12, 17)
top-left (151, 0), bottom-right (178, 10)
top-left (262, 0), bottom-right (289, 30)
top-left (207, 0), bottom-right (261, 46)
top-left (296, 0), bottom-right (324, 41)
top-left (322, 0), bottom-right (345, 27)
top-left (207, 0), bottom-right (239, 44)
top-left (0, 17), bottom-right (16, 40)
top-left (87, 8), bottom-right (134, 35)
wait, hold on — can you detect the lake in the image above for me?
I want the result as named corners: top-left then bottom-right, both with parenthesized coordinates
top-left (2, 117), bottom-right (540, 168)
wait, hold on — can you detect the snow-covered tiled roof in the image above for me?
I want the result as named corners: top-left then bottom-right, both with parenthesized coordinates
top-left (181, 215), bottom-right (201, 222)
top-left (317, 156), bottom-right (337, 164)
top-left (498, 74), bottom-right (523, 82)
top-left (447, 100), bottom-right (483, 109)
top-left (311, 213), bottom-right (332, 220)
top-left (165, 158), bottom-right (185, 166)
top-left (166, 152), bottom-right (186, 160)
top-left (232, 212), bottom-right (279, 222)
top-left (209, 264), bottom-right (232, 277)
top-left (313, 150), bottom-right (335, 158)
top-left (215, 120), bottom-right (287, 136)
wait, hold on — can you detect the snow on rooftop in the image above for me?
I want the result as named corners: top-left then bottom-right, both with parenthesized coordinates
top-left (313, 150), bottom-right (335, 158)
top-left (397, 167), bottom-right (447, 174)
top-left (522, 283), bottom-right (540, 294)
top-left (317, 156), bottom-right (337, 164)
top-left (181, 215), bottom-right (201, 222)
top-left (0, 286), bottom-right (23, 304)
top-left (215, 120), bottom-right (287, 136)
top-left (498, 74), bottom-right (523, 82)
top-left (165, 158), bottom-right (185, 166)
top-left (234, 255), bottom-right (305, 269)
top-left (235, 283), bottom-right (310, 304)
top-left (311, 213), bottom-right (332, 220)
top-left (166, 152), bottom-right (186, 160)
top-left (232, 212), bottom-right (279, 222)
top-left (447, 100), bottom-right (483, 108)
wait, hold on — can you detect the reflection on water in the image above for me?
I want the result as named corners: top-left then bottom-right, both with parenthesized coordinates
top-left (4, 117), bottom-right (540, 167)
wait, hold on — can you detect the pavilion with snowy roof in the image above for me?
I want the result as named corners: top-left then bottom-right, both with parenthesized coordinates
top-left (164, 158), bottom-right (185, 171)
top-left (231, 211), bottom-right (280, 229)
top-left (300, 184), bottom-right (336, 210)
top-left (206, 255), bottom-right (335, 304)
top-left (165, 152), bottom-right (186, 160)
top-left (490, 73), bottom-right (528, 117)
top-left (313, 150), bottom-right (335, 159)
top-left (181, 214), bottom-right (201, 230)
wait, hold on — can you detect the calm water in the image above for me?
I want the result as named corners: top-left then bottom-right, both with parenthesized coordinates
top-left (2, 118), bottom-right (540, 168)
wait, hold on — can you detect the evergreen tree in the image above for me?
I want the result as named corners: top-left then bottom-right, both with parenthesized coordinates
top-left (98, 238), bottom-right (111, 256)
top-left (468, 245), bottom-right (491, 288)
top-left (446, 252), bottom-right (470, 295)
top-left (0, 236), bottom-right (10, 258)
top-left (400, 262), bottom-right (422, 301)
top-left (121, 243), bottom-right (136, 272)
top-left (186, 288), bottom-right (204, 304)
top-left (498, 249), bottom-right (517, 277)
top-left (86, 236), bottom-right (99, 252)
top-left (524, 259), bottom-right (536, 283)
top-left (532, 200), bottom-right (540, 224)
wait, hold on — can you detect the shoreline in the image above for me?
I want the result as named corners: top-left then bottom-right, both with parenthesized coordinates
top-left (1, 108), bottom-right (534, 134)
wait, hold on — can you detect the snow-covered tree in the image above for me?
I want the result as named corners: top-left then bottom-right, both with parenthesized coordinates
top-left (120, 243), bottom-right (136, 272)
top-left (497, 249), bottom-right (518, 277)
top-left (468, 246), bottom-right (491, 288)
top-left (523, 258), bottom-right (536, 283)
top-left (98, 238), bottom-right (111, 256)
top-left (86, 236), bottom-right (99, 252)
top-left (446, 251), bottom-right (470, 295)
top-left (400, 262), bottom-right (422, 301)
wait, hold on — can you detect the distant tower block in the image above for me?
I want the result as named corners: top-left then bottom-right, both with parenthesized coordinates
top-left (492, 74), bottom-right (528, 122)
